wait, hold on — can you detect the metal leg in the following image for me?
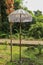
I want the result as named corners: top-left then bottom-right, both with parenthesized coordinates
top-left (19, 14), bottom-right (22, 64)
top-left (19, 25), bottom-right (22, 65)
top-left (10, 23), bottom-right (13, 62)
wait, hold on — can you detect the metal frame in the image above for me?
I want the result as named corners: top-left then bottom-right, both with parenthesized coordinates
top-left (10, 14), bottom-right (22, 62)
top-left (8, 9), bottom-right (32, 63)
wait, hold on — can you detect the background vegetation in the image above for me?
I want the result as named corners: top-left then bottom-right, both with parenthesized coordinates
top-left (0, 0), bottom-right (43, 39)
top-left (0, 0), bottom-right (43, 65)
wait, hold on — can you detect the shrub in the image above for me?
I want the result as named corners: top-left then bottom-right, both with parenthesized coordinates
top-left (0, 33), bottom-right (9, 38)
top-left (29, 22), bottom-right (43, 39)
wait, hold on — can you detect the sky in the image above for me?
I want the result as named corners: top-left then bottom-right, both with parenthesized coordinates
top-left (23, 0), bottom-right (43, 13)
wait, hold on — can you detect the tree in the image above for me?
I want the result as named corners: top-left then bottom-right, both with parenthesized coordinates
top-left (0, 0), bottom-right (23, 34)
top-left (14, 0), bottom-right (22, 10)
top-left (34, 10), bottom-right (42, 17)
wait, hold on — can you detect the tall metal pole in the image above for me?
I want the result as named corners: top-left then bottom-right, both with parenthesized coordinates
top-left (10, 22), bottom-right (13, 62)
top-left (19, 14), bottom-right (21, 63)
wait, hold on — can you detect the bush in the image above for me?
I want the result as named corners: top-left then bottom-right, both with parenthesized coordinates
top-left (0, 34), bottom-right (9, 38)
top-left (37, 44), bottom-right (42, 55)
top-left (12, 33), bottom-right (19, 39)
top-left (29, 22), bottom-right (43, 39)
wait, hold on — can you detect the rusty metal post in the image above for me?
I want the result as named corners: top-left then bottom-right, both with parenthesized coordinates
top-left (19, 14), bottom-right (22, 63)
top-left (10, 22), bottom-right (13, 62)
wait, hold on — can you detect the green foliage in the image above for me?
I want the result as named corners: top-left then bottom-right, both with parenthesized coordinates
top-left (37, 15), bottom-right (43, 22)
top-left (37, 44), bottom-right (43, 55)
top-left (12, 33), bottom-right (19, 39)
top-left (0, 0), bottom-right (23, 34)
top-left (3, 41), bottom-right (8, 50)
top-left (0, 34), bottom-right (7, 38)
top-left (0, 46), bottom-right (43, 65)
top-left (0, 0), bottom-right (43, 39)
top-left (0, 0), bottom-right (10, 33)
top-left (14, 0), bottom-right (22, 10)
top-left (29, 22), bottom-right (43, 39)
top-left (34, 10), bottom-right (42, 17)
top-left (0, 33), bottom-right (9, 38)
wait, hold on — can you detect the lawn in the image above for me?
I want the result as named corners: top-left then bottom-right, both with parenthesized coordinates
top-left (0, 45), bottom-right (43, 65)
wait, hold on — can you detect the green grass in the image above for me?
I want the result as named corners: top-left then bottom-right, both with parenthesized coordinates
top-left (0, 45), bottom-right (43, 65)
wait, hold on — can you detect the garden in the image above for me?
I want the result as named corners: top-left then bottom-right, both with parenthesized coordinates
top-left (0, 0), bottom-right (43, 65)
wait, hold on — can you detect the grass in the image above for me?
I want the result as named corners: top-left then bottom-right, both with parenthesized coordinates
top-left (0, 45), bottom-right (43, 65)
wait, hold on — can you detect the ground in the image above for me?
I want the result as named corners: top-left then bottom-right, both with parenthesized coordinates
top-left (0, 39), bottom-right (43, 45)
top-left (0, 44), bottom-right (43, 65)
